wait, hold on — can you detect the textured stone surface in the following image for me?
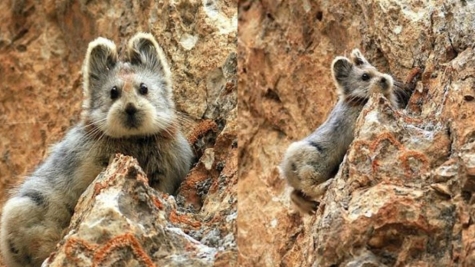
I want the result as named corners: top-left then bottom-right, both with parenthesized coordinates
top-left (0, 0), bottom-right (236, 266)
top-left (43, 154), bottom-right (222, 266)
top-left (238, 0), bottom-right (475, 266)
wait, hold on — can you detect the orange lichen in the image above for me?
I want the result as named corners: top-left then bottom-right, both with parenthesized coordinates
top-left (220, 149), bottom-right (238, 181)
top-left (348, 140), bottom-right (371, 164)
top-left (187, 119), bottom-right (218, 145)
top-left (169, 209), bottom-right (202, 228)
top-left (405, 67), bottom-right (422, 84)
top-left (368, 133), bottom-right (404, 174)
top-left (351, 140), bottom-right (371, 151)
top-left (135, 172), bottom-right (149, 184)
top-left (399, 150), bottom-right (430, 177)
top-left (93, 181), bottom-right (108, 196)
top-left (64, 238), bottom-right (98, 264)
top-left (152, 195), bottom-right (164, 210)
top-left (348, 175), bottom-right (371, 192)
top-left (401, 115), bottom-right (424, 124)
top-left (92, 233), bottom-right (154, 267)
top-left (369, 132), bottom-right (404, 152)
top-left (371, 158), bottom-right (381, 174)
top-left (179, 164), bottom-right (211, 208)
top-left (367, 132), bottom-right (430, 179)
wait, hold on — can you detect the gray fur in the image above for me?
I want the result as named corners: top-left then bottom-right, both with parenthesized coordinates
top-left (0, 33), bottom-right (193, 267)
top-left (280, 49), bottom-right (396, 214)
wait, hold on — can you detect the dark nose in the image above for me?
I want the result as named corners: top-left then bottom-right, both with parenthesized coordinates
top-left (125, 103), bottom-right (137, 115)
top-left (380, 77), bottom-right (386, 84)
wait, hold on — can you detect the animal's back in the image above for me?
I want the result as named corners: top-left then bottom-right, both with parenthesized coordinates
top-left (280, 48), bottom-right (397, 214)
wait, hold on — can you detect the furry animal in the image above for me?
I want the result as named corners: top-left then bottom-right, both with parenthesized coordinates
top-left (0, 33), bottom-right (194, 267)
top-left (280, 49), bottom-right (396, 214)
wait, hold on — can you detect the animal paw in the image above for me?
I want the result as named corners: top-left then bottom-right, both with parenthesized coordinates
top-left (290, 189), bottom-right (319, 215)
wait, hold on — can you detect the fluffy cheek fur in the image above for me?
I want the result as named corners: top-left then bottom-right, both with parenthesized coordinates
top-left (348, 83), bottom-right (371, 99)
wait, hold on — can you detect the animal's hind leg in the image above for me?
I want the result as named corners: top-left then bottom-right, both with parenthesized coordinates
top-left (1, 197), bottom-right (62, 267)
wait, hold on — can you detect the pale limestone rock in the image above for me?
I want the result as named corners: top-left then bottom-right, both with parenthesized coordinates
top-left (43, 154), bottom-right (218, 266)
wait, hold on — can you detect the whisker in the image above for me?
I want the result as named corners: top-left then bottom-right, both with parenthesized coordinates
top-left (83, 129), bottom-right (107, 162)
top-left (79, 118), bottom-right (107, 130)
top-left (154, 135), bottom-right (162, 159)
top-left (4, 120), bottom-right (52, 126)
top-left (174, 111), bottom-right (196, 126)
top-left (346, 95), bottom-right (367, 106)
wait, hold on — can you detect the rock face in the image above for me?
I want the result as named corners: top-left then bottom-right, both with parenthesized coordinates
top-left (238, 1), bottom-right (475, 266)
top-left (0, 0), bottom-right (236, 266)
top-left (44, 154), bottom-right (221, 266)
top-left (2, 0), bottom-right (475, 266)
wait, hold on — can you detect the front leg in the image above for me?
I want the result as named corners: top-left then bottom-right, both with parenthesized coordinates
top-left (147, 169), bottom-right (176, 195)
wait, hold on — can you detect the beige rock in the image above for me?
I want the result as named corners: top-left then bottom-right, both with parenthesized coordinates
top-left (44, 154), bottom-right (218, 266)
top-left (238, 0), bottom-right (475, 266)
top-left (0, 0), bottom-right (237, 266)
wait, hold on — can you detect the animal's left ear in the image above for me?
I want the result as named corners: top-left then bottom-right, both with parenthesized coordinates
top-left (350, 49), bottom-right (369, 66)
top-left (126, 32), bottom-right (171, 80)
top-left (83, 37), bottom-right (118, 101)
top-left (331, 56), bottom-right (353, 85)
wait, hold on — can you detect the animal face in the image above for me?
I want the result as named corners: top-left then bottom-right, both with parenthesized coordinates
top-left (82, 33), bottom-right (175, 138)
top-left (331, 49), bottom-right (394, 103)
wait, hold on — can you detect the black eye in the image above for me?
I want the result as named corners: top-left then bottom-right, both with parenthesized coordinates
top-left (362, 73), bottom-right (370, 81)
top-left (139, 83), bottom-right (148, 95)
top-left (110, 86), bottom-right (119, 100)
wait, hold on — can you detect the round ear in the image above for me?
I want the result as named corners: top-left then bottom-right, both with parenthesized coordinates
top-left (82, 37), bottom-right (118, 102)
top-left (350, 49), bottom-right (369, 66)
top-left (126, 32), bottom-right (171, 80)
top-left (331, 56), bottom-right (353, 86)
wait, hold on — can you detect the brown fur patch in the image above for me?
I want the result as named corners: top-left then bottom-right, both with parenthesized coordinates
top-left (118, 64), bottom-right (135, 92)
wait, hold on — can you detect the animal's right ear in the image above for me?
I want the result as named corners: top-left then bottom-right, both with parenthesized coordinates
top-left (350, 49), bottom-right (369, 66)
top-left (331, 57), bottom-right (353, 86)
top-left (83, 37), bottom-right (118, 94)
top-left (126, 33), bottom-right (171, 80)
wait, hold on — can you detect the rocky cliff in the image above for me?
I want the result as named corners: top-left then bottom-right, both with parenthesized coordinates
top-left (2, 0), bottom-right (475, 266)
top-left (0, 0), bottom-right (237, 266)
top-left (238, 0), bottom-right (475, 266)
